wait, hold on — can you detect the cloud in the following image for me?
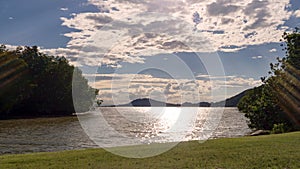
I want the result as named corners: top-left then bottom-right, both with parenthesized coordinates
top-left (252, 55), bottom-right (263, 59)
top-left (223, 77), bottom-right (261, 87)
top-left (8, 17), bottom-right (14, 20)
top-left (243, 0), bottom-right (271, 30)
top-left (60, 7), bottom-right (69, 11)
top-left (293, 10), bottom-right (300, 17)
top-left (88, 73), bottom-right (261, 105)
top-left (207, 0), bottom-right (239, 16)
top-left (85, 14), bottom-right (113, 24)
top-left (41, 0), bottom-right (293, 67)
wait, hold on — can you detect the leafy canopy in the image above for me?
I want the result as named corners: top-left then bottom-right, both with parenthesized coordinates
top-left (0, 45), bottom-right (99, 118)
top-left (238, 29), bottom-right (300, 131)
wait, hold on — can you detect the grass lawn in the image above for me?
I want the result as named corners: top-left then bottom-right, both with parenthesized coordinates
top-left (0, 132), bottom-right (300, 169)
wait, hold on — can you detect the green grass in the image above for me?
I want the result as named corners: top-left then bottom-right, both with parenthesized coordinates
top-left (1, 132), bottom-right (300, 169)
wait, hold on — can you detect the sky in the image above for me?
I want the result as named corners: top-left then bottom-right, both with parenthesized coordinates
top-left (1, 0), bottom-right (300, 105)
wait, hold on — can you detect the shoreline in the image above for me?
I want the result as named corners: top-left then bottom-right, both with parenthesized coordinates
top-left (0, 114), bottom-right (77, 121)
top-left (1, 132), bottom-right (299, 168)
top-left (0, 133), bottom-right (253, 156)
top-left (0, 107), bottom-right (238, 121)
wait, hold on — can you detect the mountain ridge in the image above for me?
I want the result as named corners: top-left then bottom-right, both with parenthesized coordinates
top-left (103, 89), bottom-right (250, 107)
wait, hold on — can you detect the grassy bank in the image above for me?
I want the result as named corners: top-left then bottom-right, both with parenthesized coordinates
top-left (1, 132), bottom-right (300, 169)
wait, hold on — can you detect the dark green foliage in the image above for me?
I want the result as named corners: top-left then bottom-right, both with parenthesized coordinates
top-left (271, 123), bottom-right (288, 134)
top-left (238, 85), bottom-right (293, 130)
top-left (0, 46), bottom-right (98, 118)
top-left (272, 31), bottom-right (300, 126)
top-left (238, 29), bottom-right (300, 131)
top-left (0, 49), bottom-right (31, 115)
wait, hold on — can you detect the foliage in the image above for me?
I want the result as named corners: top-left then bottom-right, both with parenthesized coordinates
top-left (271, 30), bottom-right (300, 127)
top-left (0, 46), bottom-right (99, 118)
top-left (237, 85), bottom-right (293, 130)
top-left (238, 29), bottom-right (300, 131)
top-left (271, 123), bottom-right (288, 134)
top-left (0, 47), bottom-right (31, 115)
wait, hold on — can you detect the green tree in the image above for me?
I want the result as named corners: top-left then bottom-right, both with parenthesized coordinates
top-left (238, 30), bottom-right (300, 131)
top-left (268, 30), bottom-right (300, 126)
top-left (0, 46), bottom-right (99, 118)
top-left (238, 85), bottom-right (293, 130)
top-left (0, 49), bottom-right (31, 115)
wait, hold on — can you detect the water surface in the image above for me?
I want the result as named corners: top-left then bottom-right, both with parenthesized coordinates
top-left (0, 107), bottom-right (251, 154)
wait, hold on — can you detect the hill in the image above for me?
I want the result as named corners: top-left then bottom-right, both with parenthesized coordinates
top-left (104, 88), bottom-right (250, 107)
top-left (212, 89), bottom-right (251, 107)
top-left (116, 98), bottom-right (180, 107)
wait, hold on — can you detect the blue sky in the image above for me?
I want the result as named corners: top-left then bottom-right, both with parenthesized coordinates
top-left (0, 0), bottom-right (98, 48)
top-left (1, 0), bottom-right (299, 105)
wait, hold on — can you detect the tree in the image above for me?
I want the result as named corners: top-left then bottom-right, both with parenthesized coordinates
top-left (238, 30), bottom-right (300, 131)
top-left (268, 29), bottom-right (300, 127)
top-left (0, 45), bottom-right (99, 118)
top-left (0, 49), bottom-right (31, 115)
top-left (238, 85), bottom-right (293, 130)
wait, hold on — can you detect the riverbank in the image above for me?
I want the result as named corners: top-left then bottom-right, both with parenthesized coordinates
top-left (1, 132), bottom-right (299, 168)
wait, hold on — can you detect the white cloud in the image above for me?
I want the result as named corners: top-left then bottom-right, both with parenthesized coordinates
top-left (224, 77), bottom-right (261, 87)
top-left (8, 17), bottom-right (14, 20)
top-left (269, 48), bottom-right (277, 52)
top-left (293, 10), bottom-right (300, 17)
top-left (60, 7), bottom-right (69, 11)
top-left (87, 73), bottom-right (261, 105)
top-left (42, 0), bottom-right (293, 67)
top-left (252, 55), bottom-right (263, 59)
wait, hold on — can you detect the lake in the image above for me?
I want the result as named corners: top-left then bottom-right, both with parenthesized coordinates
top-left (0, 107), bottom-right (251, 155)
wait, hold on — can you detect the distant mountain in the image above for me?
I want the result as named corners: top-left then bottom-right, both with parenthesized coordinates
top-left (117, 98), bottom-right (180, 107)
top-left (103, 89), bottom-right (250, 107)
top-left (211, 89), bottom-right (251, 107)
top-left (182, 102), bottom-right (211, 107)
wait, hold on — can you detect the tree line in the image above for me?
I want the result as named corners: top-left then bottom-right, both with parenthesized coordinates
top-left (0, 45), bottom-right (98, 119)
top-left (238, 29), bottom-right (300, 133)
